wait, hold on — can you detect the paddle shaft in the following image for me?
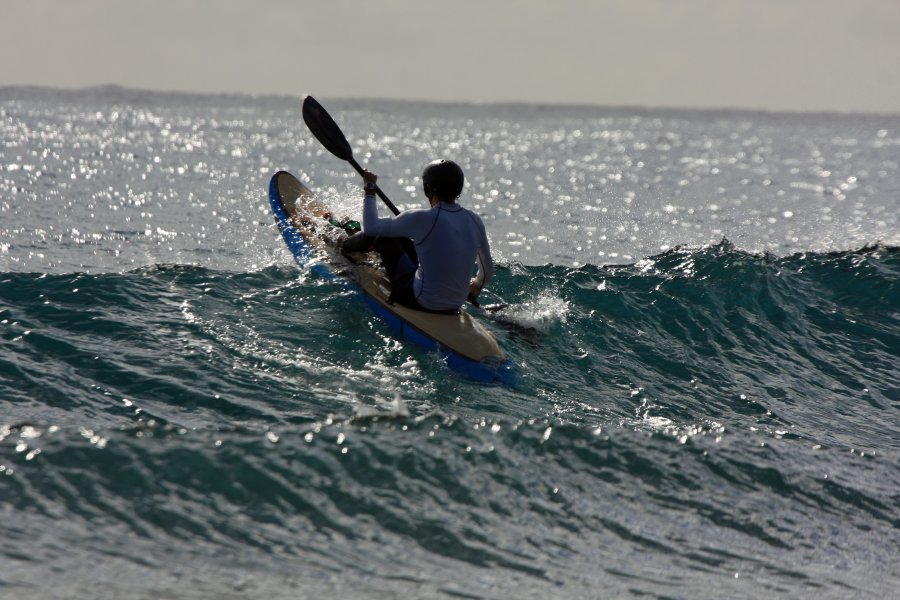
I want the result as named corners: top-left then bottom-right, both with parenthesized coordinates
top-left (345, 156), bottom-right (400, 216)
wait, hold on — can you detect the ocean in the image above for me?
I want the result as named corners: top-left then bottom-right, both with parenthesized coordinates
top-left (1, 86), bottom-right (898, 599)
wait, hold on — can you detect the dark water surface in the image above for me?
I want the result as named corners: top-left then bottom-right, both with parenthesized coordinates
top-left (1, 87), bottom-right (898, 598)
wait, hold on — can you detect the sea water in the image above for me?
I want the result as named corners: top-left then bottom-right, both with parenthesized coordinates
top-left (1, 86), bottom-right (898, 598)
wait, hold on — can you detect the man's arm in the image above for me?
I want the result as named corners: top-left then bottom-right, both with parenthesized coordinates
top-left (361, 168), bottom-right (431, 238)
top-left (469, 217), bottom-right (494, 298)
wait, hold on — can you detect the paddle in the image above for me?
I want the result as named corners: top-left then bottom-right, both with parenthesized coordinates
top-left (302, 95), bottom-right (400, 216)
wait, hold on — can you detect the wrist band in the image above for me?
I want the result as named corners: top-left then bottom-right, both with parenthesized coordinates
top-left (364, 182), bottom-right (376, 191)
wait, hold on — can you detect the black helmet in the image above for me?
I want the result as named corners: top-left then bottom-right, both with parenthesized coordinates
top-left (422, 159), bottom-right (464, 200)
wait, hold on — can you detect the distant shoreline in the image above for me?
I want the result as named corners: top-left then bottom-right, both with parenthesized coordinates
top-left (2, 83), bottom-right (898, 120)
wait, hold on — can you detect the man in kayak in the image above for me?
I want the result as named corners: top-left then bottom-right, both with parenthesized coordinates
top-left (342, 159), bottom-right (494, 314)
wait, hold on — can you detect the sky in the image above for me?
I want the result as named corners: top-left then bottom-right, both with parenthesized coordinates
top-left (2, 0), bottom-right (899, 114)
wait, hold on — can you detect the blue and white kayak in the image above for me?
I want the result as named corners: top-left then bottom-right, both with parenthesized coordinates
top-left (268, 170), bottom-right (515, 385)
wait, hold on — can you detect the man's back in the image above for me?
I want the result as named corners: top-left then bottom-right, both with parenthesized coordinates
top-left (362, 199), bottom-right (493, 311)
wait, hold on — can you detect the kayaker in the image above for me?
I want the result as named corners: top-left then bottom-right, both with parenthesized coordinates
top-left (342, 159), bottom-right (494, 313)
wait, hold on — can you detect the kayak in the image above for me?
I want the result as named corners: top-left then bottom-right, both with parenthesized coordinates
top-left (267, 170), bottom-right (515, 384)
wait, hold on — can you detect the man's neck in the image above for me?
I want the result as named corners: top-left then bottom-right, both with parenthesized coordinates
top-left (429, 196), bottom-right (456, 208)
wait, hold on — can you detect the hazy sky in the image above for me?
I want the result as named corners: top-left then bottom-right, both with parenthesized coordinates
top-left (3, 0), bottom-right (898, 113)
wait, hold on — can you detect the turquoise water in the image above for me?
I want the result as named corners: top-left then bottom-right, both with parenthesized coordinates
top-left (1, 87), bottom-right (898, 598)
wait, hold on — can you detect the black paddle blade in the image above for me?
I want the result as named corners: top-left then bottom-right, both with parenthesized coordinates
top-left (302, 96), bottom-right (354, 161)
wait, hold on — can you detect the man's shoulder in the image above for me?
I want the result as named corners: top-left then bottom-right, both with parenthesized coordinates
top-left (396, 206), bottom-right (434, 219)
top-left (459, 204), bottom-right (486, 224)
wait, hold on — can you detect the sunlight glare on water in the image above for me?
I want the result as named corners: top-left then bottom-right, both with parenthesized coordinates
top-left (1, 88), bottom-right (898, 599)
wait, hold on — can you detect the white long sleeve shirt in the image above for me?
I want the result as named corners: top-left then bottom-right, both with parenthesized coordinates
top-left (362, 196), bottom-right (494, 311)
